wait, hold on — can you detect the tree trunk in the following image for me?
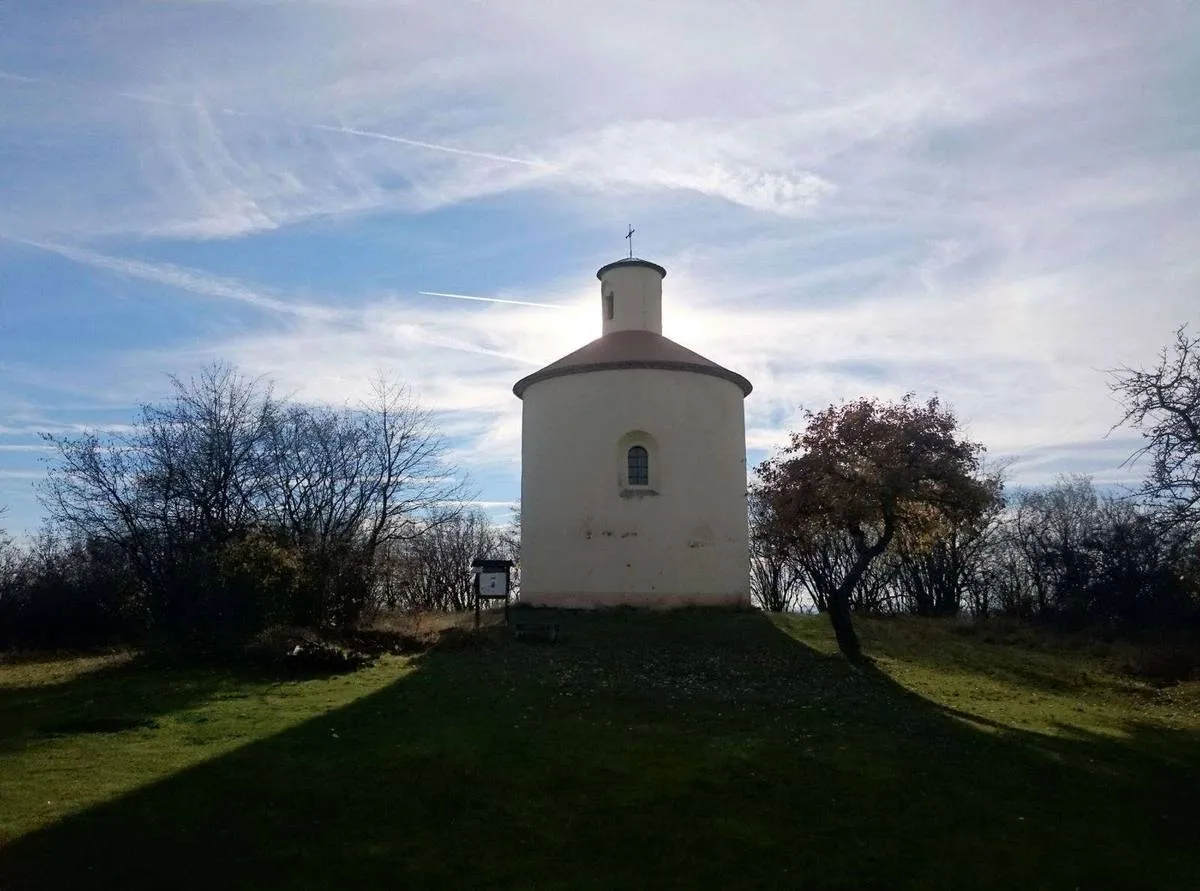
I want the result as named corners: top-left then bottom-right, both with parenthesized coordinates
top-left (827, 584), bottom-right (861, 659)
top-left (830, 519), bottom-right (896, 660)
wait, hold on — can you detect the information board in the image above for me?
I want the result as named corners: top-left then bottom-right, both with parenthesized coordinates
top-left (478, 571), bottom-right (508, 598)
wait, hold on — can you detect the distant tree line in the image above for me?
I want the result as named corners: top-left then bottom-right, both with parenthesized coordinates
top-left (752, 475), bottom-right (1197, 626)
top-left (0, 364), bottom-right (516, 651)
top-left (752, 326), bottom-right (1200, 656)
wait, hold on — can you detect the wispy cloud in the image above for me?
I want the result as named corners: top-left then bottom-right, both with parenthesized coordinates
top-left (0, 470), bottom-right (45, 480)
top-left (0, 423), bottom-right (140, 437)
top-left (1, 0), bottom-right (1198, 534)
top-left (0, 68), bottom-right (558, 171)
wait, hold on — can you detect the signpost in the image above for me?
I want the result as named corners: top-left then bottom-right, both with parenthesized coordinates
top-left (471, 558), bottom-right (515, 631)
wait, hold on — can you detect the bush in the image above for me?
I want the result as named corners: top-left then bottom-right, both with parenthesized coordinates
top-left (0, 534), bottom-right (139, 650)
top-left (245, 626), bottom-right (374, 675)
top-left (215, 532), bottom-right (302, 635)
top-left (1121, 638), bottom-right (1200, 686)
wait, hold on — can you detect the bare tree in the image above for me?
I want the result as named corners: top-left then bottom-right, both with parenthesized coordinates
top-left (262, 403), bottom-right (374, 549)
top-left (891, 476), bottom-right (1005, 617)
top-left (400, 510), bottom-right (499, 612)
top-left (1013, 476), bottom-right (1101, 618)
top-left (142, 364), bottom-right (279, 543)
top-left (498, 505), bottom-right (521, 598)
top-left (1111, 326), bottom-right (1200, 528)
top-left (41, 364), bottom-right (278, 637)
top-left (260, 402), bottom-right (384, 627)
top-left (358, 377), bottom-right (467, 552)
top-left (996, 476), bottom-right (1199, 630)
top-left (0, 504), bottom-right (14, 595)
top-left (749, 491), bottom-right (803, 612)
top-left (40, 364), bottom-right (466, 639)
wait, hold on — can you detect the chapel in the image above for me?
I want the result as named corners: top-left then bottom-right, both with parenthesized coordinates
top-left (513, 257), bottom-right (753, 608)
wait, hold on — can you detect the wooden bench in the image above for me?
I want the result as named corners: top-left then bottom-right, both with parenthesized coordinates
top-left (511, 622), bottom-right (561, 643)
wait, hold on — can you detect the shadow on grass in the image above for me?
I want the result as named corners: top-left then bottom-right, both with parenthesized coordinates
top-left (860, 617), bottom-right (1200, 697)
top-left (0, 657), bottom-right (247, 757)
top-left (0, 648), bottom-right (385, 758)
top-left (845, 618), bottom-right (1142, 699)
top-left (1, 610), bottom-right (1197, 890)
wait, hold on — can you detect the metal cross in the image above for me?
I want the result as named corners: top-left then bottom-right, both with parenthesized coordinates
top-left (626, 224), bottom-right (635, 259)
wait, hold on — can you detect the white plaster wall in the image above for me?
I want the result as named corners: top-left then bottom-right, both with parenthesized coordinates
top-left (520, 368), bottom-right (749, 608)
top-left (600, 265), bottom-right (663, 335)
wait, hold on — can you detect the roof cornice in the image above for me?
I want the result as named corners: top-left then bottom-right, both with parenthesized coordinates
top-left (595, 258), bottom-right (668, 280)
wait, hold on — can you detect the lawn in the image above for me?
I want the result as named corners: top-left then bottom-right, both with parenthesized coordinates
top-left (0, 611), bottom-right (1197, 890)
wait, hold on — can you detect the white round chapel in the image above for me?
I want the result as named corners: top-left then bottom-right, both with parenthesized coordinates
top-left (513, 258), bottom-right (752, 608)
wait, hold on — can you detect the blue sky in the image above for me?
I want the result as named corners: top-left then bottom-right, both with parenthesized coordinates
top-left (1, 0), bottom-right (1199, 536)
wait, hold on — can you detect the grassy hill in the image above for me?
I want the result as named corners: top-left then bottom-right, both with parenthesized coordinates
top-left (1, 610), bottom-right (1197, 890)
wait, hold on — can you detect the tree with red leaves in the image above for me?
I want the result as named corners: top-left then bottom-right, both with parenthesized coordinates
top-left (755, 395), bottom-right (995, 659)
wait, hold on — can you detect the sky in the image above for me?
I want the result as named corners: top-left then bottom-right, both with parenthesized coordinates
top-left (1, 0), bottom-right (1199, 537)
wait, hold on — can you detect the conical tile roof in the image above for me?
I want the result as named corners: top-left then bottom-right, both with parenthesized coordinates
top-left (513, 329), bottom-right (752, 398)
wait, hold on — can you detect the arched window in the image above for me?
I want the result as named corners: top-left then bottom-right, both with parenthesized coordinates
top-left (627, 445), bottom-right (649, 486)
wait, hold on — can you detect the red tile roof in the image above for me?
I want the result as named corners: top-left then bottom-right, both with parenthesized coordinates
top-left (513, 329), bottom-right (752, 399)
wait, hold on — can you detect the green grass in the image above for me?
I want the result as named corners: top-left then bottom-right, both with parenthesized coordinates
top-left (1, 611), bottom-right (1197, 890)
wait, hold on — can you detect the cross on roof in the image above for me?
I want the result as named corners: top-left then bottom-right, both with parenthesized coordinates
top-left (626, 224), bottom-right (635, 259)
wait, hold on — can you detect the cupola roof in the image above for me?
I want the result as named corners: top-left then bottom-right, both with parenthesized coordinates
top-left (595, 258), bottom-right (667, 279)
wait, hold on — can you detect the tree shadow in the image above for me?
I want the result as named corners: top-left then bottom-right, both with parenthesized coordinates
top-left (845, 618), bottom-right (1157, 699)
top-left (1, 610), bottom-right (1197, 890)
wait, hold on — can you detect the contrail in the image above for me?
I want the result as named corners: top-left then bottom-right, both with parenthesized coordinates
top-left (3, 235), bottom-right (568, 316)
top-left (0, 69), bottom-right (557, 170)
top-left (310, 124), bottom-right (557, 169)
top-left (0, 71), bottom-right (41, 85)
top-left (419, 291), bottom-right (569, 309)
top-left (4, 236), bottom-right (338, 321)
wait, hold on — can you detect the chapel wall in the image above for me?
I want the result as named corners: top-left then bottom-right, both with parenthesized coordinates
top-left (519, 367), bottom-right (750, 607)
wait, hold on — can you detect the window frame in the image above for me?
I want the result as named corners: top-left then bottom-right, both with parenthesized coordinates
top-left (617, 430), bottom-right (659, 495)
top-left (626, 444), bottom-right (649, 487)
